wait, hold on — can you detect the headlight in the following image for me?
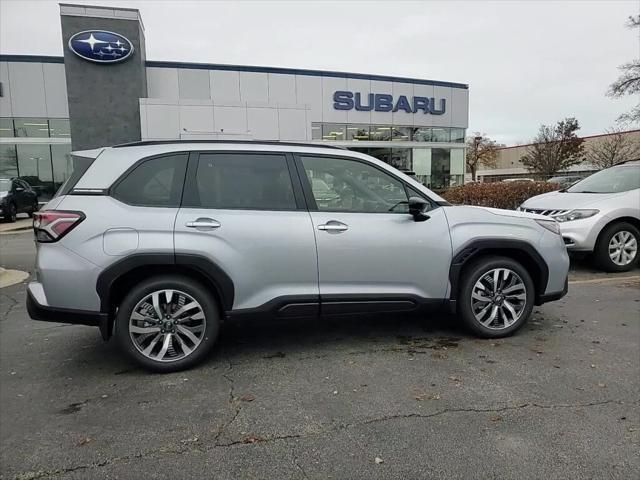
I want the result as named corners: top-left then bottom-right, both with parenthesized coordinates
top-left (552, 209), bottom-right (599, 222)
top-left (535, 219), bottom-right (561, 235)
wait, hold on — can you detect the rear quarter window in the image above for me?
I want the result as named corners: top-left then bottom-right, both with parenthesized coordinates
top-left (111, 154), bottom-right (188, 207)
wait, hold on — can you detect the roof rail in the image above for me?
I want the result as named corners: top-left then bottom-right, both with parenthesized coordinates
top-left (112, 139), bottom-right (346, 149)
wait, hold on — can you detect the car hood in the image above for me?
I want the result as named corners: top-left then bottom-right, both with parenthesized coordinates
top-left (521, 190), bottom-right (625, 209)
top-left (451, 205), bottom-right (548, 221)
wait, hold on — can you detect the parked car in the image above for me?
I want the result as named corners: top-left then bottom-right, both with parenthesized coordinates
top-left (502, 178), bottom-right (535, 183)
top-left (0, 178), bottom-right (39, 223)
top-left (27, 141), bottom-right (569, 372)
top-left (547, 175), bottom-right (585, 189)
top-left (519, 160), bottom-right (640, 272)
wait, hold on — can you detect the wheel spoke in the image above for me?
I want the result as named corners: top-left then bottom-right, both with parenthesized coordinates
top-left (482, 305), bottom-right (499, 326)
top-left (173, 301), bottom-right (199, 318)
top-left (177, 325), bottom-right (200, 345)
top-left (130, 325), bottom-right (161, 334)
top-left (502, 300), bottom-right (518, 325)
top-left (492, 269), bottom-right (500, 294)
top-left (151, 291), bottom-right (164, 320)
top-left (472, 292), bottom-right (492, 302)
top-left (142, 333), bottom-right (162, 356)
top-left (156, 334), bottom-right (172, 360)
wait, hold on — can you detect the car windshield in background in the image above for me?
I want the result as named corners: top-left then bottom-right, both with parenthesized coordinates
top-left (0, 179), bottom-right (11, 192)
top-left (567, 165), bottom-right (640, 193)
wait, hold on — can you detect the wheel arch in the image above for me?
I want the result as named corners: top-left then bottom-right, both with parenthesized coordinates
top-left (595, 216), bottom-right (640, 245)
top-left (96, 253), bottom-right (234, 339)
top-left (448, 239), bottom-right (549, 307)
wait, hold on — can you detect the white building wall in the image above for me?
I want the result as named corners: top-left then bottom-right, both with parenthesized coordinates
top-left (143, 66), bottom-right (469, 140)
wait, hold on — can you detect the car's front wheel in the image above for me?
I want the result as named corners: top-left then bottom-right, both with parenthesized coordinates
top-left (458, 256), bottom-right (535, 338)
top-left (593, 222), bottom-right (639, 272)
top-left (115, 275), bottom-right (220, 372)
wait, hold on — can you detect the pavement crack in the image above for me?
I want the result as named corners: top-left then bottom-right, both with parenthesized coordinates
top-left (214, 358), bottom-right (242, 445)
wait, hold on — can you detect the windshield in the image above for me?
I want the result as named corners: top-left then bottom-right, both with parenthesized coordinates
top-left (567, 165), bottom-right (640, 193)
top-left (0, 179), bottom-right (11, 192)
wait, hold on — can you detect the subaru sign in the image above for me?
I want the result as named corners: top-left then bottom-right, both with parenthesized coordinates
top-left (333, 91), bottom-right (445, 115)
top-left (68, 30), bottom-right (134, 64)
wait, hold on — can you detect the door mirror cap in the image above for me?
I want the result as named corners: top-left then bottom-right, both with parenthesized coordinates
top-left (408, 196), bottom-right (429, 222)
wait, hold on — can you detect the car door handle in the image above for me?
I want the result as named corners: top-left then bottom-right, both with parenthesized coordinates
top-left (185, 218), bottom-right (221, 230)
top-left (318, 221), bottom-right (348, 232)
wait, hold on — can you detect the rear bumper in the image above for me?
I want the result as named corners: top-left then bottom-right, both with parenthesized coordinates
top-left (26, 285), bottom-right (106, 328)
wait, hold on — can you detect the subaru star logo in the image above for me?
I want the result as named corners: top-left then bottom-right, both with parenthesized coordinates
top-left (68, 30), bottom-right (134, 64)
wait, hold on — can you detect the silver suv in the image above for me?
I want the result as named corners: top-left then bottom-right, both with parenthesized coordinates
top-left (27, 141), bottom-right (569, 372)
top-left (520, 161), bottom-right (640, 272)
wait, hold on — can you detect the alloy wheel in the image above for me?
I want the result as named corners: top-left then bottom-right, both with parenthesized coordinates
top-left (608, 231), bottom-right (637, 266)
top-left (471, 268), bottom-right (527, 330)
top-left (129, 289), bottom-right (206, 362)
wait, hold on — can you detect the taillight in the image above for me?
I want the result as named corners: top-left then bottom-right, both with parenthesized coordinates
top-left (33, 210), bottom-right (85, 243)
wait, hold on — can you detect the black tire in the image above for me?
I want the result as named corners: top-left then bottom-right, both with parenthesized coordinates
top-left (28, 200), bottom-right (39, 218)
top-left (115, 275), bottom-right (220, 372)
top-left (3, 203), bottom-right (17, 223)
top-left (458, 256), bottom-right (535, 338)
top-left (593, 222), bottom-right (639, 273)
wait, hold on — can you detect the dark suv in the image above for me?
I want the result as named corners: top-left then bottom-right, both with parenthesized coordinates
top-left (0, 178), bottom-right (39, 223)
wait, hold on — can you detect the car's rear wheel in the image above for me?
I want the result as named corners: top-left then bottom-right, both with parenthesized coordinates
top-left (27, 200), bottom-right (39, 218)
top-left (458, 256), bottom-right (535, 338)
top-left (115, 275), bottom-right (220, 372)
top-left (594, 222), bottom-right (639, 272)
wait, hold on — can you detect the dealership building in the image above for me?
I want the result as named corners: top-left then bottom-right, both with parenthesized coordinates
top-left (0, 3), bottom-right (469, 201)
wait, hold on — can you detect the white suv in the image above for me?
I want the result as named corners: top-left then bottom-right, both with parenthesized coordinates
top-left (27, 141), bottom-right (569, 372)
top-left (520, 161), bottom-right (640, 272)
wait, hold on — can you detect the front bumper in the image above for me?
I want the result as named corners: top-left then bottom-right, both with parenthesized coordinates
top-left (27, 283), bottom-right (108, 333)
top-left (558, 214), bottom-right (608, 251)
top-left (536, 276), bottom-right (568, 305)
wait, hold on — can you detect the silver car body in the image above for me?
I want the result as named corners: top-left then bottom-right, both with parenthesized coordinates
top-left (28, 142), bottom-right (569, 326)
top-left (520, 163), bottom-right (640, 252)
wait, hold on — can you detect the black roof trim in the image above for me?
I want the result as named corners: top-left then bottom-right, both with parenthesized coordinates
top-left (0, 55), bottom-right (468, 89)
top-left (111, 140), bottom-right (346, 150)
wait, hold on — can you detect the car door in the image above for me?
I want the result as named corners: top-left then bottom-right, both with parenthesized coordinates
top-left (174, 151), bottom-right (319, 312)
top-left (296, 154), bottom-right (452, 311)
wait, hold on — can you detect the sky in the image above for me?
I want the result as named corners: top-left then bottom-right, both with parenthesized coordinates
top-left (1, 0), bottom-right (638, 145)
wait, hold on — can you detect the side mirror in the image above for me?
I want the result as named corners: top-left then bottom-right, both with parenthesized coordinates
top-left (408, 196), bottom-right (429, 222)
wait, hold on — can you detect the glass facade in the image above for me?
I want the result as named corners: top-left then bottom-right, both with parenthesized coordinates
top-left (0, 118), bottom-right (73, 201)
top-left (312, 123), bottom-right (465, 143)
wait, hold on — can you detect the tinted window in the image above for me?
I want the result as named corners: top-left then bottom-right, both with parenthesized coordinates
top-left (113, 154), bottom-right (187, 207)
top-left (193, 153), bottom-right (296, 210)
top-left (301, 156), bottom-right (408, 213)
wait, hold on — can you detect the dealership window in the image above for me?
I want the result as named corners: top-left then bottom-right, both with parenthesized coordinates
top-left (370, 125), bottom-right (393, 141)
top-left (391, 127), bottom-right (411, 142)
top-left (51, 144), bottom-right (73, 190)
top-left (14, 118), bottom-right (50, 138)
top-left (49, 119), bottom-right (71, 138)
top-left (0, 144), bottom-right (18, 177)
top-left (346, 125), bottom-right (371, 141)
top-left (16, 144), bottom-right (55, 199)
top-left (0, 118), bottom-right (14, 138)
top-left (431, 128), bottom-right (450, 143)
top-left (193, 153), bottom-right (296, 210)
top-left (311, 123), bottom-right (322, 140)
top-left (450, 128), bottom-right (465, 143)
top-left (322, 124), bottom-right (346, 141)
top-left (412, 127), bottom-right (431, 142)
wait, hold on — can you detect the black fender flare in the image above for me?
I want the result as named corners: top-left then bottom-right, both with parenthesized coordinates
top-left (96, 253), bottom-right (235, 332)
top-left (448, 239), bottom-right (549, 305)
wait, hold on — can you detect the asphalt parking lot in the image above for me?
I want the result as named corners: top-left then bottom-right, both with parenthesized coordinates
top-left (0, 231), bottom-right (638, 479)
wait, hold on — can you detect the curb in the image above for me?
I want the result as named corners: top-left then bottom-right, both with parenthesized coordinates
top-left (0, 268), bottom-right (29, 288)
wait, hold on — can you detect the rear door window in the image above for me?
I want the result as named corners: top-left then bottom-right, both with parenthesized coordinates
top-left (112, 154), bottom-right (188, 207)
top-left (186, 153), bottom-right (297, 210)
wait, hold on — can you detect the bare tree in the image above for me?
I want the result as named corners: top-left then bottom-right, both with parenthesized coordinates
top-left (608, 15), bottom-right (640, 124)
top-left (521, 117), bottom-right (585, 177)
top-left (465, 133), bottom-right (500, 181)
top-left (585, 128), bottom-right (640, 169)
